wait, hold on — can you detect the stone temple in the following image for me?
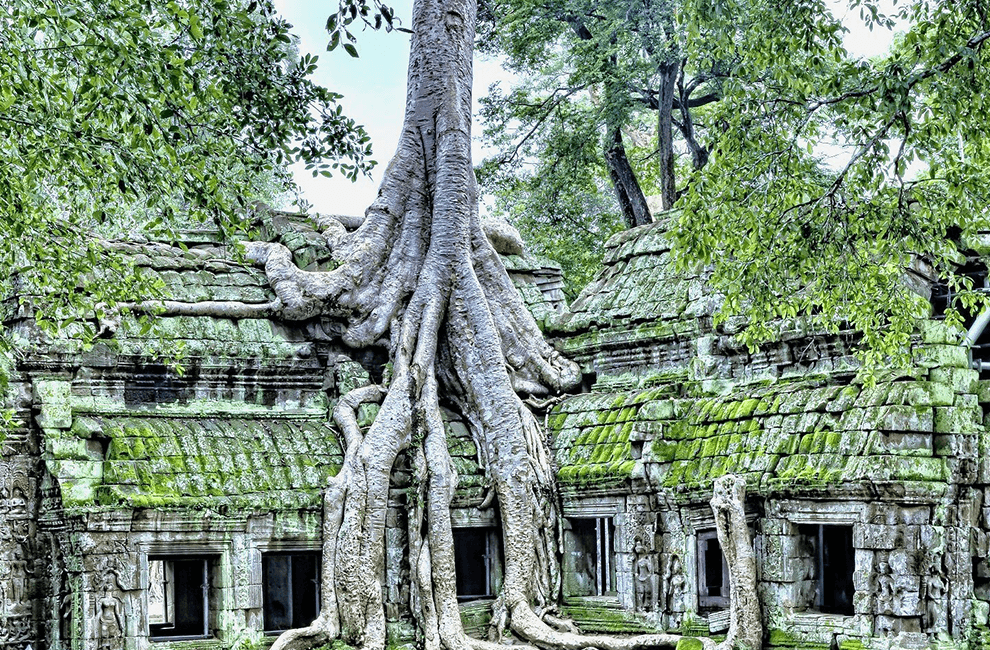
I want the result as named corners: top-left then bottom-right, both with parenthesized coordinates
top-left (2, 210), bottom-right (989, 649)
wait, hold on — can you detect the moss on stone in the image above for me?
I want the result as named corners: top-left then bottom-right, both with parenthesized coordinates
top-left (674, 639), bottom-right (704, 650)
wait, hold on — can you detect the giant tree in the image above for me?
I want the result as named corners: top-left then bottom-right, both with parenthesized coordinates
top-left (213, 0), bottom-right (744, 645)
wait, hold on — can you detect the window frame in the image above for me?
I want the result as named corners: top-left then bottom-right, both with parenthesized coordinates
top-left (696, 529), bottom-right (730, 610)
top-left (262, 551), bottom-right (322, 634)
top-left (564, 517), bottom-right (617, 597)
top-left (452, 527), bottom-right (502, 601)
top-left (147, 555), bottom-right (212, 642)
top-left (813, 524), bottom-right (855, 615)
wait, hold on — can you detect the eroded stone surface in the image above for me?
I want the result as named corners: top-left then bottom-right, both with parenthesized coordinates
top-left (2, 214), bottom-right (989, 650)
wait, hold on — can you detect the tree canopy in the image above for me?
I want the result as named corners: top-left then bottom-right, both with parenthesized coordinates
top-left (673, 0), bottom-right (990, 362)
top-left (476, 0), bottom-right (848, 293)
top-left (480, 0), bottom-right (990, 360)
top-left (1, 0), bottom-right (375, 350)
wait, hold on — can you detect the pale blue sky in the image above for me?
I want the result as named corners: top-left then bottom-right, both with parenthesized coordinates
top-left (273, 0), bottom-right (511, 216)
top-left (272, 0), bottom-right (897, 217)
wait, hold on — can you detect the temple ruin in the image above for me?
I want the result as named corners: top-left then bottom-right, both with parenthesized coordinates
top-left (2, 210), bottom-right (989, 649)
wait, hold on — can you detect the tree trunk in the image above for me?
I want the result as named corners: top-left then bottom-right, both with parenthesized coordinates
top-left (656, 60), bottom-right (679, 211)
top-left (604, 126), bottom-right (653, 228)
top-left (566, 17), bottom-right (652, 229)
top-left (710, 476), bottom-right (762, 650)
top-left (676, 72), bottom-right (709, 172)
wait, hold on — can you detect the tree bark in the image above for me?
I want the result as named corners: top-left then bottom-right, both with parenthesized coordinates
top-left (656, 60), bottom-right (680, 211)
top-left (710, 476), bottom-right (762, 650)
top-left (565, 17), bottom-right (652, 229)
top-left (604, 126), bottom-right (653, 228)
top-left (676, 70), bottom-right (709, 172)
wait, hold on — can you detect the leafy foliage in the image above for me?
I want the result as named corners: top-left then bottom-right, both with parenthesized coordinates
top-left (483, 0), bottom-right (990, 361)
top-left (672, 0), bottom-right (990, 362)
top-left (1, 0), bottom-right (376, 349)
top-left (478, 96), bottom-right (624, 297)
top-left (477, 0), bottom-right (847, 295)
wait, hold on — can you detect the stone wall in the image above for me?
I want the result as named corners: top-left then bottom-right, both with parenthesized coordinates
top-left (0, 369), bottom-right (46, 648)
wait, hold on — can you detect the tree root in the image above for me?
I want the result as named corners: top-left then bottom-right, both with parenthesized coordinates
top-left (711, 476), bottom-right (762, 650)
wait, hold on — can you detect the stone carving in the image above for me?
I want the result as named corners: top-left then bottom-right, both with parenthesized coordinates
top-left (876, 560), bottom-right (896, 615)
top-left (663, 554), bottom-right (685, 614)
top-left (9, 554), bottom-right (27, 604)
top-left (923, 554), bottom-right (948, 633)
top-left (0, 615), bottom-right (33, 643)
top-left (633, 539), bottom-right (659, 612)
top-left (96, 574), bottom-right (125, 650)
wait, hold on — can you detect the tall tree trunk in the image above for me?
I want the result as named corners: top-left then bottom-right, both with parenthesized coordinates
top-left (656, 60), bottom-right (679, 211)
top-left (605, 126), bottom-right (653, 228)
top-left (711, 476), bottom-right (762, 650)
top-left (676, 70), bottom-right (709, 172)
top-left (566, 18), bottom-right (652, 229)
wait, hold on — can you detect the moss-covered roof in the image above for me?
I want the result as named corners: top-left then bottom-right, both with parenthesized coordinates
top-left (549, 218), bottom-right (981, 500)
top-left (10, 211), bottom-right (566, 361)
top-left (551, 369), bottom-right (972, 498)
top-left (547, 219), bottom-right (724, 384)
top-left (49, 415), bottom-right (342, 511)
top-left (555, 219), bottom-right (703, 330)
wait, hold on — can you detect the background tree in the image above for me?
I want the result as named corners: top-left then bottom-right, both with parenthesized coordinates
top-left (673, 0), bottom-right (990, 362)
top-left (476, 0), bottom-right (847, 293)
top-left (478, 101), bottom-right (625, 298)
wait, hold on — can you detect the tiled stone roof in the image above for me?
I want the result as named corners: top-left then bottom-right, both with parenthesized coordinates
top-left (47, 414), bottom-right (342, 511)
top-left (11, 211), bottom-right (568, 515)
top-left (549, 219), bottom-right (982, 500)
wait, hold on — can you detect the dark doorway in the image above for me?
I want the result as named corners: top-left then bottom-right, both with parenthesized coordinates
top-left (453, 528), bottom-right (499, 600)
top-left (263, 552), bottom-right (320, 633)
top-left (819, 525), bottom-right (855, 615)
top-left (798, 523), bottom-right (855, 615)
top-left (563, 518), bottom-right (616, 597)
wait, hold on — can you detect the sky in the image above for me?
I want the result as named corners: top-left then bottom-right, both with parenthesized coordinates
top-left (272, 0), bottom-right (513, 217)
top-left (272, 0), bottom-right (901, 217)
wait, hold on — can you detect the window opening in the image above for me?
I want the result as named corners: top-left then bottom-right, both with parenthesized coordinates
top-left (263, 552), bottom-right (321, 633)
top-left (453, 528), bottom-right (499, 600)
top-left (932, 262), bottom-right (990, 377)
top-left (563, 518), bottom-right (616, 597)
top-left (819, 525), bottom-right (854, 614)
top-left (148, 557), bottom-right (210, 640)
top-left (696, 529), bottom-right (730, 610)
top-left (797, 524), bottom-right (855, 615)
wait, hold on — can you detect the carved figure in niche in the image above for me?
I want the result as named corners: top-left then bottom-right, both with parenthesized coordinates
top-left (9, 554), bottom-right (28, 604)
top-left (876, 560), bottom-right (896, 615)
top-left (96, 575), bottom-right (125, 650)
top-left (8, 486), bottom-right (27, 516)
top-left (60, 591), bottom-right (75, 644)
top-left (633, 539), bottom-right (659, 612)
top-left (663, 554), bottom-right (685, 613)
top-left (10, 519), bottom-right (31, 546)
top-left (0, 563), bottom-right (7, 624)
top-left (923, 555), bottom-right (948, 633)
